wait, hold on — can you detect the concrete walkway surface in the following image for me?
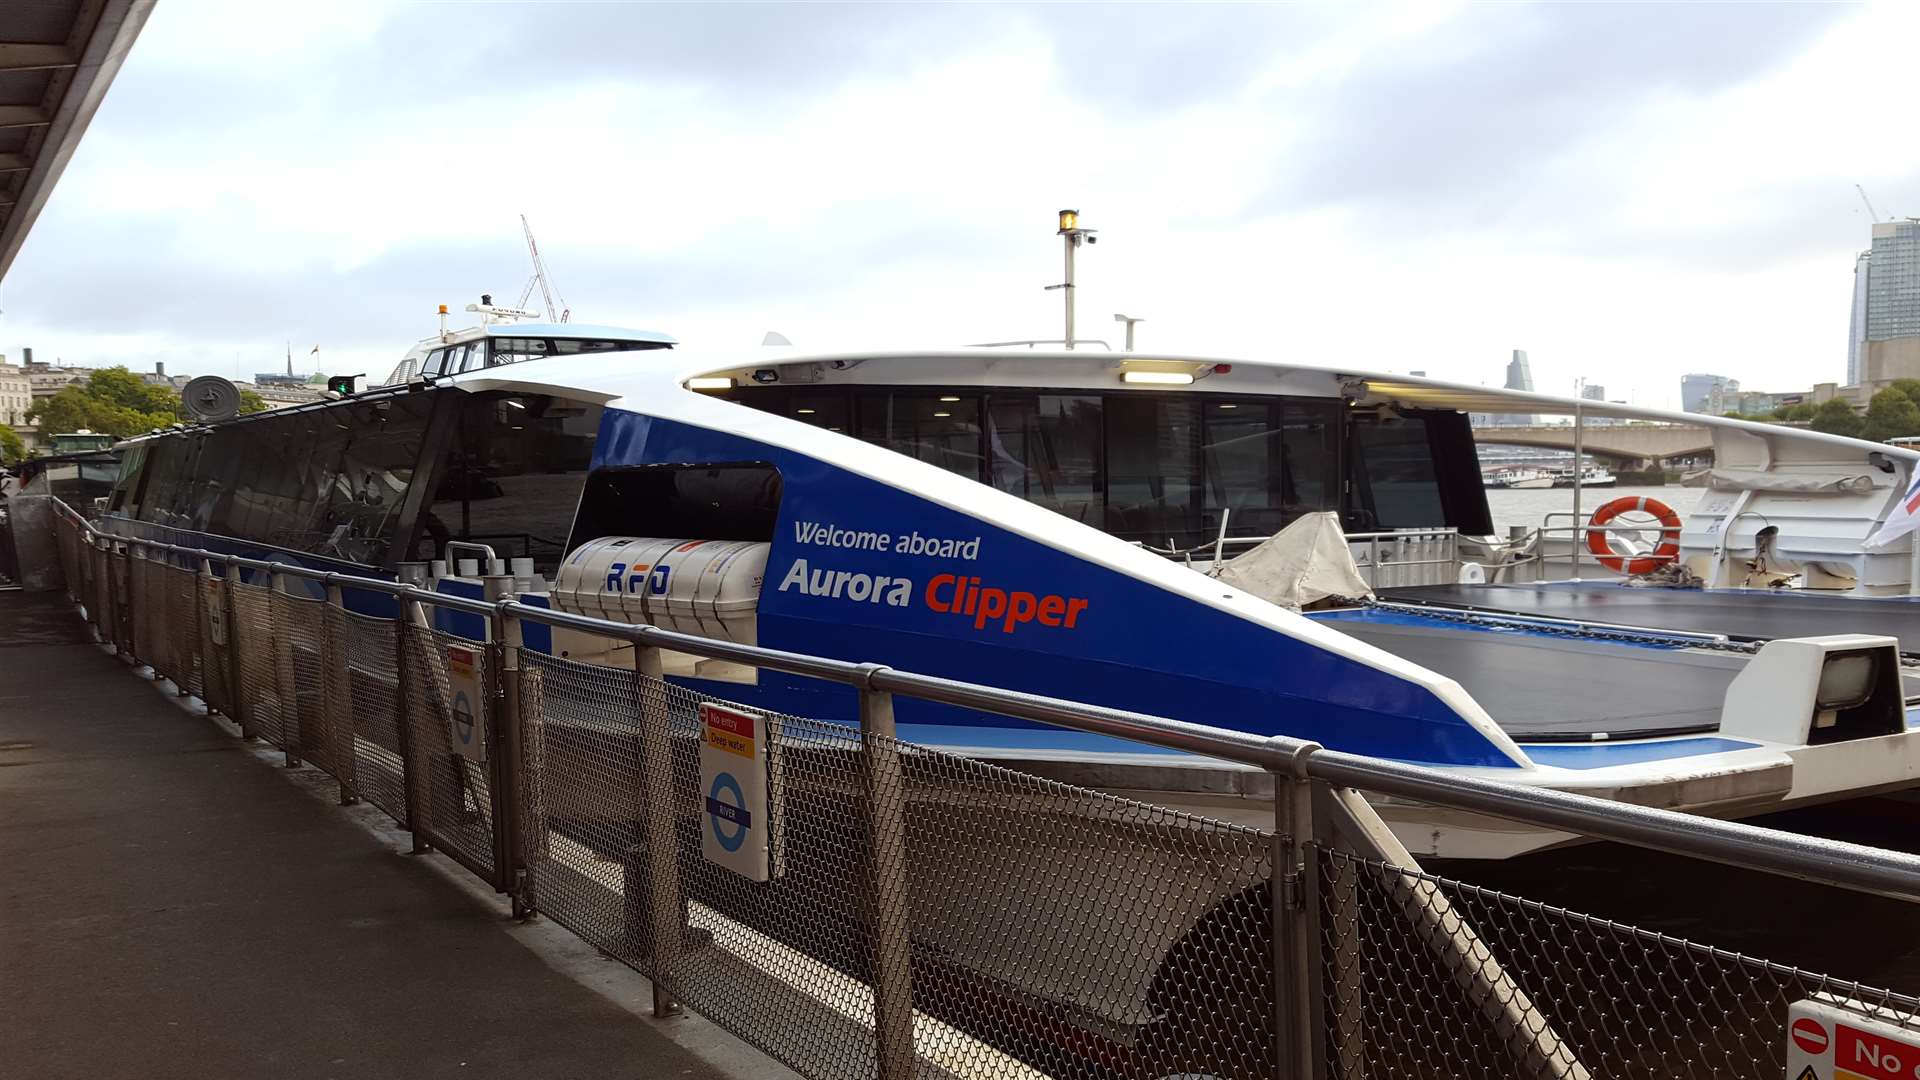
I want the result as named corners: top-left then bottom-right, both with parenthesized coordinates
top-left (0, 591), bottom-right (756, 1080)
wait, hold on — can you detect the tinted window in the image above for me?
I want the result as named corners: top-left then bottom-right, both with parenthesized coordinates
top-left (856, 392), bottom-right (981, 478)
top-left (1350, 415), bottom-right (1444, 529)
top-left (417, 393), bottom-right (602, 574)
top-left (987, 394), bottom-right (1103, 526)
top-left (572, 464), bottom-right (782, 545)
top-left (1202, 399), bottom-right (1340, 538)
top-left (490, 337), bottom-right (553, 366)
top-left (1105, 396), bottom-right (1198, 545)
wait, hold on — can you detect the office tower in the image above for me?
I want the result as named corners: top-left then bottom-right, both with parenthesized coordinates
top-left (1855, 220), bottom-right (1920, 390)
top-left (1848, 250), bottom-right (1871, 386)
top-left (1682, 373), bottom-right (1738, 414)
top-left (1581, 384), bottom-right (1605, 402)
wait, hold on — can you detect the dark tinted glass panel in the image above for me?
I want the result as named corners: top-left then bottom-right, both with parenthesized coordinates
top-left (986, 394), bottom-right (1103, 526)
top-left (552, 339), bottom-right (637, 354)
top-left (489, 337), bottom-right (553, 366)
top-left (1105, 396), bottom-right (1199, 545)
top-left (785, 391), bottom-right (849, 433)
top-left (572, 464), bottom-right (783, 545)
top-left (1202, 399), bottom-right (1341, 537)
top-left (418, 393), bottom-right (601, 574)
top-left (856, 392), bottom-right (982, 478)
top-left (1350, 415), bottom-right (1444, 529)
top-left (108, 442), bottom-right (146, 514)
top-left (311, 396), bottom-right (435, 564)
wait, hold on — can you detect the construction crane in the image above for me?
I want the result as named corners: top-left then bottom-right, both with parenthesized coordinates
top-left (516, 215), bottom-right (570, 323)
top-left (1857, 184), bottom-right (1885, 222)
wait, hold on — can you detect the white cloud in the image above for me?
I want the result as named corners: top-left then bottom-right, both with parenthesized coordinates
top-left (0, 1), bottom-right (1908, 411)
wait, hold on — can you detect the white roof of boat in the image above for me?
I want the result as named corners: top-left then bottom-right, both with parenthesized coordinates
top-left (490, 344), bottom-right (1917, 463)
top-left (478, 322), bottom-right (676, 343)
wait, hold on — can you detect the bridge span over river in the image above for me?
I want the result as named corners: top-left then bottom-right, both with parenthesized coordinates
top-left (1472, 422), bottom-right (1713, 466)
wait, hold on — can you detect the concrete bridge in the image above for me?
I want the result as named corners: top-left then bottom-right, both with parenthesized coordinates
top-left (1472, 423), bottom-right (1713, 466)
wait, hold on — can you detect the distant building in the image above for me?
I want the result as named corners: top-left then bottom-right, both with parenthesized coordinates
top-left (244, 381), bottom-right (324, 408)
top-left (1581, 384), bottom-right (1605, 402)
top-left (1848, 250), bottom-right (1871, 386)
top-left (1505, 349), bottom-right (1533, 393)
top-left (1478, 349), bottom-right (1537, 427)
top-left (140, 361), bottom-right (190, 390)
top-left (1855, 220), bottom-right (1920, 392)
top-left (1681, 373), bottom-right (1738, 414)
top-left (0, 357), bottom-right (31, 427)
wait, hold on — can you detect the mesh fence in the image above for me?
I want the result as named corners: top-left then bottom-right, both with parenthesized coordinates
top-left (38, 511), bottom-right (1920, 1080)
top-left (197, 574), bottom-right (234, 716)
top-left (401, 622), bottom-right (499, 883)
top-left (163, 564), bottom-right (205, 699)
top-left (516, 649), bottom-right (1276, 1080)
top-left (1315, 846), bottom-right (1920, 1080)
top-left (232, 580), bottom-right (296, 752)
top-left (337, 608), bottom-right (407, 826)
top-left (272, 590), bottom-right (351, 783)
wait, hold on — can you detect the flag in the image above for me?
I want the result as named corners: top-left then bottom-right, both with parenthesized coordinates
top-left (309, 345), bottom-right (320, 355)
top-left (1866, 468), bottom-right (1920, 549)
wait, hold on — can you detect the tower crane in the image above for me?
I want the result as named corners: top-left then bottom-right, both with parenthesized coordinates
top-left (516, 215), bottom-right (570, 323)
top-left (1856, 184), bottom-right (1885, 223)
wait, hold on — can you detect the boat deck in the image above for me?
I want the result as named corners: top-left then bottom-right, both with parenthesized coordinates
top-left (1383, 582), bottom-right (1918, 657)
top-left (1310, 607), bottom-right (1746, 742)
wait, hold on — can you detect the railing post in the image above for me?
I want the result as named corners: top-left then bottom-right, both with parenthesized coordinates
top-left (1270, 744), bottom-right (1325, 1080)
top-left (396, 593), bottom-right (431, 854)
top-left (324, 577), bottom-right (357, 806)
top-left (269, 566), bottom-right (300, 769)
top-left (629, 638), bottom-right (683, 1018)
top-left (124, 541), bottom-right (142, 670)
top-left (858, 666), bottom-right (916, 1080)
top-left (223, 561), bottom-right (255, 739)
top-left (493, 603), bottom-right (531, 916)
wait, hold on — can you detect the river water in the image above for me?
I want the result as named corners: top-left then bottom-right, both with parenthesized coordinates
top-left (1482, 484), bottom-right (1703, 536)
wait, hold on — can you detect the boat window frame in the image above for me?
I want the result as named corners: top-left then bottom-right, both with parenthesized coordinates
top-left (722, 384), bottom-right (1358, 546)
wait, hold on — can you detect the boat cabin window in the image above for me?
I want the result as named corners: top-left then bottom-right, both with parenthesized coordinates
top-left (413, 392), bottom-right (603, 575)
top-left (1347, 408), bottom-right (1492, 535)
top-left (421, 347), bottom-right (451, 377)
top-left (570, 463), bottom-right (783, 546)
top-left (489, 337), bottom-right (554, 366)
top-left (727, 386), bottom-right (1352, 546)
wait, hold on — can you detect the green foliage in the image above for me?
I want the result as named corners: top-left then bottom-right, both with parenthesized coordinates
top-left (24, 366), bottom-right (185, 439)
top-left (1769, 403), bottom-right (1817, 422)
top-left (1720, 411), bottom-right (1745, 419)
top-left (1863, 387), bottom-right (1920, 443)
top-left (238, 388), bottom-right (268, 415)
top-left (0, 426), bottom-right (25, 463)
top-left (1889, 378), bottom-right (1920, 404)
top-left (1809, 397), bottom-right (1865, 438)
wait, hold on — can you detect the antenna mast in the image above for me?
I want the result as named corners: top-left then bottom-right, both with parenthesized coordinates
top-left (516, 215), bottom-right (570, 323)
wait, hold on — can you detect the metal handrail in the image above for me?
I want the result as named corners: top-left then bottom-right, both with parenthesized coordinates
top-left (48, 498), bottom-right (1920, 902)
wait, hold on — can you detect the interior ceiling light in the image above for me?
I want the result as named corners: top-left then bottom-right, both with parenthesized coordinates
top-left (687, 376), bottom-right (734, 390)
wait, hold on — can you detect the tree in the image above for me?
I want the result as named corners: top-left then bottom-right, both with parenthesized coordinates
top-left (1770, 402), bottom-right (1817, 422)
top-left (24, 366), bottom-right (182, 439)
top-left (1810, 397), bottom-right (1865, 438)
top-left (238, 388), bottom-right (268, 415)
top-left (1863, 387), bottom-right (1920, 443)
top-left (0, 427), bottom-right (25, 463)
top-left (1889, 378), bottom-right (1920, 404)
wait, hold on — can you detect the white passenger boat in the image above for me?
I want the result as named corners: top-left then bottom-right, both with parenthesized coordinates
top-left (95, 342), bottom-right (1920, 859)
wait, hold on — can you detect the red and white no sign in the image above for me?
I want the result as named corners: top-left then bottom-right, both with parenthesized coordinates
top-left (1791, 1017), bottom-right (1829, 1056)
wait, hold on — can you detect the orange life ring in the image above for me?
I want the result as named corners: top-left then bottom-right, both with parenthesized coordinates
top-left (1585, 496), bottom-right (1683, 575)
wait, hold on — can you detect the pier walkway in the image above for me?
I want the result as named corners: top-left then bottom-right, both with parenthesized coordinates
top-left (0, 591), bottom-right (734, 1080)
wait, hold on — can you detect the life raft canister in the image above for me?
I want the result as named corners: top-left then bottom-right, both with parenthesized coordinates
top-left (1585, 496), bottom-right (1683, 575)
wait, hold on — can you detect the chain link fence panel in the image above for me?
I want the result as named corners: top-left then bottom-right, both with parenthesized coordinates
top-left (516, 648), bottom-right (1276, 1080)
top-left (231, 580), bottom-right (294, 752)
top-left (163, 564), bottom-right (205, 699)
top-left (1315, 845), bottom-right (1920, 1080)
top-left (198, 573), bottom-right (233, 717)
top-left (272, 589), bottom-right (351, 783)
top-left (336, 607), bottom-right (407, 827)
top-left (400, 622), bottom-right (499, 883)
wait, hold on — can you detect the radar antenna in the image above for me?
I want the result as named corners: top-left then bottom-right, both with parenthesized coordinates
top-left (515, 215), bottom-right (570, 323)
top-left (181, 376), bottom-right (241, 424)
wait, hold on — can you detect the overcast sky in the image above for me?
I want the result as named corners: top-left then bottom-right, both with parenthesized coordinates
top-left (4, 0), bottom-right (1915, 409)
